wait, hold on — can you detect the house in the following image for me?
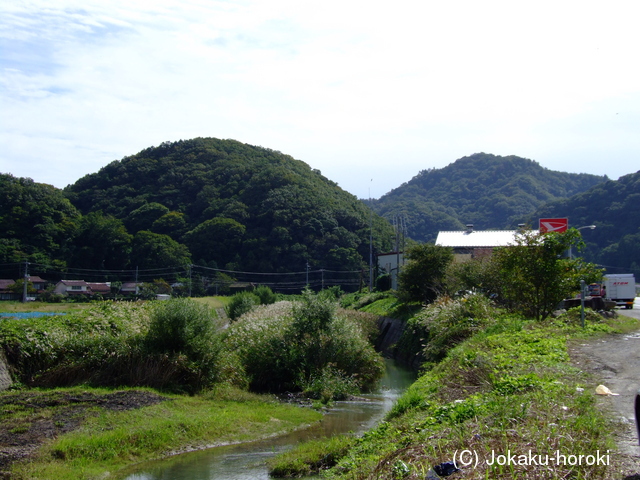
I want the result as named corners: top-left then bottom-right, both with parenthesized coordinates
top-left (436, 224), bottom-right (537, 262)
top-left (27, 276), bottom-right (48, 293)
top-left (53, 280), bottom-right (91, 296)
top-left (87, 282), bottom-right (111, 296)
top-left (120, 282), bottom-right (142, 295)
top-left (0, 280), bottom-right (17, 300)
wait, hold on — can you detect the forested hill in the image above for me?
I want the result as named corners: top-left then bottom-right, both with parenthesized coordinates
top-left (371, 153), bottom-right (607, 243)
top-left (532, 170), bottom-right (640, 275)
top-left (62, 138), bottom-right (394, 273)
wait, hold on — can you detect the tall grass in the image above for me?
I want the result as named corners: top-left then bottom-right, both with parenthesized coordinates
top-left (1, 299), bottom-right (226, 393)
top-left (323, 312), bottom-right (629, 480)
top-left (7, 386), bottom-right (322, 480)
top-left (222, 293), bottom-right (385, 399)
top-left (394, 293), bottom-right (498, 366)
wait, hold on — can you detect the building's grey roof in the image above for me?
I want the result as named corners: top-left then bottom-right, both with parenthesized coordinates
top-left (436, 230), bottom-right (539, 248)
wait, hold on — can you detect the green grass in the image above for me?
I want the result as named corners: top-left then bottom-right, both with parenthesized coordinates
top-left (267, 435), bottom-right (357, 477)
top-left (0, 301), bottom-right (90, 313)
top-left (8, 386), bottom-right (322, 480)
top-left (318, 312), bottom-right (640, 480)
top-left (192, 296), bottom-right (230, 310)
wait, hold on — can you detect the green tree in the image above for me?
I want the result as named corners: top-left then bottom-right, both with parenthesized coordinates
top-left (125, 202), bottom-right (170, 233)
top-left (71, 212), bottom-right (132, 270)
top-left (184, 217), bottom-right (245, 265)
top-left (131, 231), bottom-right (192, 270)
top-left (151, 211), bottom-right (188, 238)
top-left (397, 243), bottom-right (454, 303)
top-left (0, 174), bottom-right (80, 264)
top-left (492, 228), bottom-right (602, 321)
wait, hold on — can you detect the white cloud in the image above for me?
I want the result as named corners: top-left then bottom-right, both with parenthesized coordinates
top-left (1, 0), bottom-right (640, 197)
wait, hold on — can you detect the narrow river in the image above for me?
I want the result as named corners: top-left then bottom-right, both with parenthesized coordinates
top-left (118, 359), bottom-right (416, 480)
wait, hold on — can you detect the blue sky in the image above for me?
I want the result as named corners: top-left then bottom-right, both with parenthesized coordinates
top-left (2, 0), bottom-right (640, 199)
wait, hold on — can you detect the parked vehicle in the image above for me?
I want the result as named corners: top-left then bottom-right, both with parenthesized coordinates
top-left (601, 274), bottom-right (636, 309)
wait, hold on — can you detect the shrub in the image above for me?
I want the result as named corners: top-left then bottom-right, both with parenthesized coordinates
top-left (254, 285), bottom-right (277, 305)
top-left (145, 298), bottom-right (223, 388)
top-left (223, 296), bottom-right (384, 398)
top-left (0, 300), bottom-right (227, 392)
top-left (395, 293), bottom-right (497, 365)
top-left (225, 291), bottom-right (260, 321)
top-left (301, 365), bottom-right (359, 402)
top-left (291, 289), bottom-right (336, 336)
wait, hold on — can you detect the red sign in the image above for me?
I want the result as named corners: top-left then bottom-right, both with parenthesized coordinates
top-left (539, 218), bottom-right (568, 233)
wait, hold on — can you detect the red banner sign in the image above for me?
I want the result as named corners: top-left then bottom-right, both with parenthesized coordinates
top-left (539, 218), bottom-right (568, 233)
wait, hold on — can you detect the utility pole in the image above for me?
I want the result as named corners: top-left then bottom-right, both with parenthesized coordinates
top-left (306, 262), bottom-right (310, 287)
top-left (22, 260), bottom-right (29, 303)
top-left (369, 179), bottom-right (373, 292)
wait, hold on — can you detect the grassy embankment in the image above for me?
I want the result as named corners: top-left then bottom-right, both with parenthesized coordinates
top-left (3, 385), bottom-right (320, 480)
top-left (0, 297), bottom-right (321, 480)
top-left (1, 293), bottom-right (385, 479)
top-left (270, 294), bottom-right (640, 479)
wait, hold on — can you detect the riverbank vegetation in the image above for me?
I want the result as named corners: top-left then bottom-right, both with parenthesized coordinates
top-left (1, 385), bottom-right (321, 480)
top-left (267, 232), bottom-right (638, 479)
top-left (0, 290), bottom-right (385, 478)
top-left (271, 300), bottom-right (639, 479)
top-left (222, 289), bottom-right (384, 399)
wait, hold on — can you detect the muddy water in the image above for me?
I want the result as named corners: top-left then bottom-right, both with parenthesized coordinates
top-left (119, 359), bottom-right (416, 480)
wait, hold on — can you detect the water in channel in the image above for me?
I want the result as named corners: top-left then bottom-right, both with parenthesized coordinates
top-left (118, 359), bottom-right (416, 480)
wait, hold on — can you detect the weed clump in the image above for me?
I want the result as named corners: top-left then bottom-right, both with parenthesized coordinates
top-left (223, 291), bottom-right (384, 400)
top-left (225, 291), bottom-right (260, 321)
top-left (395, 293), bottom-right (497, 365)
top-left (0, 299), bottom-right (225, 393)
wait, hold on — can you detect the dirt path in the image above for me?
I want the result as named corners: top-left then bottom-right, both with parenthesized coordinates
top-left (569, 306), bottom-right (640, 479)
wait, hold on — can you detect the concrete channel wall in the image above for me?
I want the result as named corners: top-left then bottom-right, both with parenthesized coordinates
top-left (376, 316), bottom-right (423, 370)
top-left (0, 350), bottom-right (12, 391)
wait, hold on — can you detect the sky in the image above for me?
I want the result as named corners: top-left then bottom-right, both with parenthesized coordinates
top-left (2, 0), bottom-right (640, 199)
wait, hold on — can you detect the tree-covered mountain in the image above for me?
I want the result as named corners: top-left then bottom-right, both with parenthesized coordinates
top-left (372, 153), bottom-right (607, 243)
top-left (4, 142), bottom-right (635, 287)
top-left (531, 170), bottom-right (640, 275)
top-left (62, 138), bottom-right (395, 275)
top-left (0, 174), bottom-right (80, 270)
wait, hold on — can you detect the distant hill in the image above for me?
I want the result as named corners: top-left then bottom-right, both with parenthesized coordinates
top-left (531, 170), bottom-right (640, 275)
top-left (63, 138), bottom-right (395, 274)
top-left (372, 153), bottom-right (607, 243)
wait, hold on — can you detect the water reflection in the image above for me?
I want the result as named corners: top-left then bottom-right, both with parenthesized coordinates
top-left (119, 360), bottom-right (415, 480)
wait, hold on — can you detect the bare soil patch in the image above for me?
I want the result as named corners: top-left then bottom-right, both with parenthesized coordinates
top-left (569, 313), bottom-right (640, 479)
top-left (0, 389), bottom-right (168, 473)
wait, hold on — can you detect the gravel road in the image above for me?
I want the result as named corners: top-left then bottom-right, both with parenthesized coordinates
top-left (570, 302), bottom-right (640, 479)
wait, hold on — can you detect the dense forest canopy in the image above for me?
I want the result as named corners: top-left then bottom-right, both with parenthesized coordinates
top-left (1, 138), bottom-right (395, 290)
top-left (372, 153), bottom-right (607, 243)
top-left (531, 170), bottom-right (640, 276)
top-left (2, 143), bottom-right (637, 286)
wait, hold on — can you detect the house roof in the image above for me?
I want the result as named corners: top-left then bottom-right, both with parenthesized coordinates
top-left (120, 282), bottom-right (141, 291)
top-left (0, 279), bottom-right (16, 290)
top-left (88, 283), bottom-right (111, 293)
top-left (58, 280), bottom-right (88, 286)
top-left (436, 230), bottom-right (539, 248)
top-left (27, 276), bottom-right (47, 283)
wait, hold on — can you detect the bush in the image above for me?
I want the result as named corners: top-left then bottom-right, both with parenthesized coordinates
top-left (395, 293), bottom-right (497, 365)
top-left (0, 300), bottom-right (225, 393)
top-left (145, 298), bottom-right (223, 388)
top-left (223, 295), bottom-right (385, 398)
top-left (225, 291), bottom-right (260, 321)
top-left (301, 365), bottom-right (359, 402)
top-left (291, 289), bottom-right (335, 336)
top-left (254, 285), bottom-right (277, 305)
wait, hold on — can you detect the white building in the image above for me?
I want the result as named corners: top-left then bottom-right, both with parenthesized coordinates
top-left (436, 225), bottom-right (538, 262)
